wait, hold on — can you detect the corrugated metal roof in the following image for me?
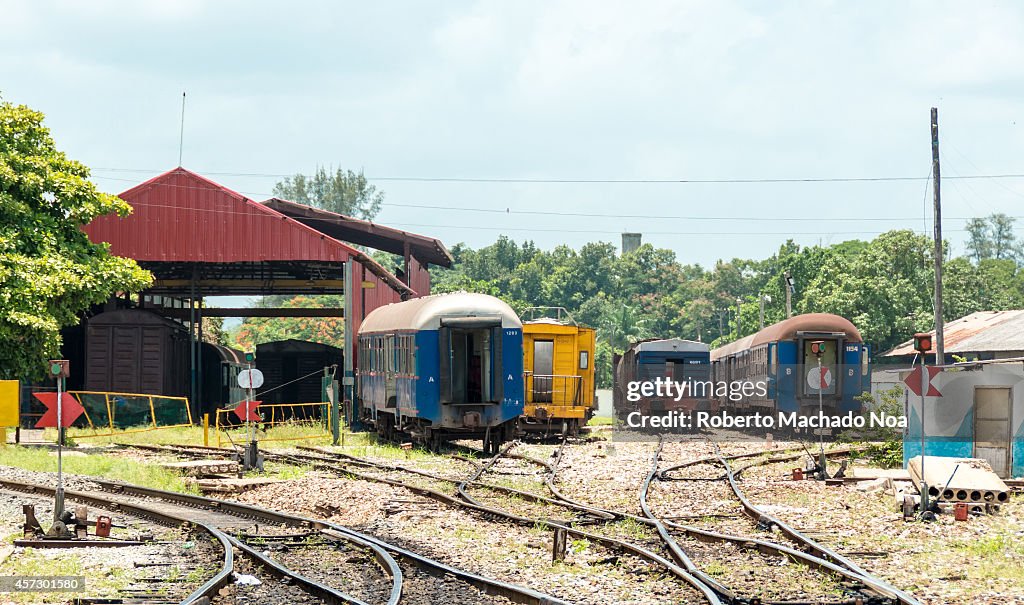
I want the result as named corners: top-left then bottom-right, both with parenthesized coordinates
top-left (85, 168), bottom-right (358, 263)
top-left (263, 198), bottom-right (453, 267)
top-left (883, 310), bottom-right (1024, 356)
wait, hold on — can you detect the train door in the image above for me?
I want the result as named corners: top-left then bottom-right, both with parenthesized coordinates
top-left (800, 339), bottom-right (839, 397)
top-left (441, 320), bottom-right (500, 404)
top-left (532, 340), bottom-right (554, 403)
top-left (974, 386), bottom-right (1011, 478)
top-left (385, 335), bottom-right (397, 407)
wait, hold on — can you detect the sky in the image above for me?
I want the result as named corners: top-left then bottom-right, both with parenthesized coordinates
top-left (3, 0), bottom-right (1024, 269)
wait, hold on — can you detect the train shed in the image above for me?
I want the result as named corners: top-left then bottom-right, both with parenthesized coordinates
top-left (79, 167), bottom-right (451, 420)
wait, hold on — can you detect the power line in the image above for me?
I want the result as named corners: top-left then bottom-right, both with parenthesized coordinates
top-left (92, 176), bottom-right (1024, 224)
top-left (90, 166), bottom-right (1024, 185)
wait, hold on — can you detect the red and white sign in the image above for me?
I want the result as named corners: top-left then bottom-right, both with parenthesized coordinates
top-left (903, 366), bottom-right (942, 397)
top-left (806, 366), bottom-right (832, 390)
top-left (33, 392), bottom-right (85, 428)
top-left (233, 400), bottom-right (262, 422)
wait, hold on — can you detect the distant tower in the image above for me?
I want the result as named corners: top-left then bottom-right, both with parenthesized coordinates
top-left (621, 232), bottom-right (642, 255)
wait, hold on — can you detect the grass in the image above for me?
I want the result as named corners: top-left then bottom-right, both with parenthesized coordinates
top-left (0, 446), bottom-right (196, 493)
top-left (0, 547), bottom-right (132, 604)
top-left (57, 421), bottom-right (341, 449)
top-left (587, 416), bottom-right (614, 426)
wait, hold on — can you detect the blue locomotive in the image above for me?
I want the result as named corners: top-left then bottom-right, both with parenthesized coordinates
top-left (710, 313), bottom-right (870, 423)
top-left (357, 292), bottom-right (524, 452)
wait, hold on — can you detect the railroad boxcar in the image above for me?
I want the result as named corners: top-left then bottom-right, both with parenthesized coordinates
top-left (85, 308), bottom-right (189, 398)
top-left (613, 339), bottom-right (711, 420)
top-left (199, 342), bottom-right (247, 417)
top-left (710, 313), bottom-right (870, 421)
top-left (255, 339), bottom-right (342, 405)
top-left (520, 308), bottom-right (597, 436)
top-left (357, 292), bottom-right (524, 452)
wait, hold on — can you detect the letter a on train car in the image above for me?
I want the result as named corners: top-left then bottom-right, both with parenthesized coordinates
top-left (33, 392), bottom-right (85, 428)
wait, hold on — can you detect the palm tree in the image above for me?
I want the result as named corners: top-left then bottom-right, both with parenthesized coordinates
top-left (599, 304), bottom-right (651, 352)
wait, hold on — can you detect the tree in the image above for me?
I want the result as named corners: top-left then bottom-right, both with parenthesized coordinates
top-left (232, 295), bottom-right (345, 351)
top-left (964, 213), bottom-right (1021, 263)
top-left (0, 97), bottom-right (151, 379)
top-left (273, 167), bottom-right (383, 220)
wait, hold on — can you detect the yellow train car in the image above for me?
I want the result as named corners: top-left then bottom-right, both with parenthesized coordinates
top-left (520, 308), bottom-right (596, 435)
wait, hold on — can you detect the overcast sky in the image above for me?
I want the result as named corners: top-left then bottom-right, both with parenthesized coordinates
top-left (3, 0), bottom-right (1024, 267)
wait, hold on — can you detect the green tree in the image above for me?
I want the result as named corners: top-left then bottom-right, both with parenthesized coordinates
top-left (0, 97), bottom-right (152, 379)
top-left (964, 213), bottom-right (1021, 263)
top-left (273, 166), bottom-right (383, 219)
top-left (232, 295), bottom-right (345, 351)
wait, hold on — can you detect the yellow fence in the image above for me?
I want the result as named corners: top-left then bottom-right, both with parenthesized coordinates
top-left (67, 391), bottom-right (193, 439)
top-left (214, 402), bottom-right (329, 447)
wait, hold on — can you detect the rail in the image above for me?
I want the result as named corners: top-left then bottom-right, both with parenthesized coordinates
top-left (0, 478), bottom-right (232, 605)
top-left (65, 468), bottom-right (564, 605)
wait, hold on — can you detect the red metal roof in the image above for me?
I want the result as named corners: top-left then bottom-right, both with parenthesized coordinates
top-left (85, 167), bottom-right (359, 263)
top-left (883, 310), bottom-right (1024, 356)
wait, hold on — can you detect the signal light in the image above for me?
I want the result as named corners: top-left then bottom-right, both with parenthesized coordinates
top-left (244, 352), bottom-right (256, 363)
top-left (913, 333), bottom-right (933, 353)
top-left (810, 341), bottom-right (825, 356)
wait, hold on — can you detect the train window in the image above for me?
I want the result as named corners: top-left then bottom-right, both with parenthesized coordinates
top-left (579, 350), bottom-right (589, 370)
top-left (861, 347), bottom-right (869, 376)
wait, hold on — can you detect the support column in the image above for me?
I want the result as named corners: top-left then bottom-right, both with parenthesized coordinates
top-left (343, 260), bottom-right (357, 430)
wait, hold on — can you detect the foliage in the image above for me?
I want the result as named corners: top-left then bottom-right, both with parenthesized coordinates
top-left (965, 213), bottom-right (1021, 263)
top-left (0, 97), bottom-right (152, 379)
top-left (843, 386), bottom-right (905, 468)
top-left (273, 166), bottom-right (383, 220)
top-left (232, 295), bottom-right (344, 351)
top-left (429, 228), bottom-right (1023, 387)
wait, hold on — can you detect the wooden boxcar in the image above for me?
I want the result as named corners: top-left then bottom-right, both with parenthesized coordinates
top-left (254, 339), bottom-right (342, 405)
top-left (84, 309), bottom-right (189, 397)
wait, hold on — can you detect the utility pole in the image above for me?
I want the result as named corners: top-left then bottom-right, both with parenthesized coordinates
top-left (931, 107), bottom-right (945, 364)
top-left (784, 271), bottom-right (794, 318)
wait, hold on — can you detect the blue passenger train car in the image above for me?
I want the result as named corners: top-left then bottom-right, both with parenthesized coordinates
top-left (710, 313), bottom-right (870, 422)
top-left (613, 339), bottom-right (711, 419)
top-left (357, 292), bottom-right (523, 452)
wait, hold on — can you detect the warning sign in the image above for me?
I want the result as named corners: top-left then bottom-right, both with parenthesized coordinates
top-left (806, 366), bottom-right (832, 390)
top-left (0, 381), bottom-right (18, 426)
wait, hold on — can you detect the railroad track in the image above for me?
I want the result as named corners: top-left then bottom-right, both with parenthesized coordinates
top-left (117, 441), bottom-right (919, 605)
top-left (120, 442), bottom-right (721, 603)
top-left (0, 470), bottom-right (564, 605)
top-left (503, 439), bottom-right (920, 605)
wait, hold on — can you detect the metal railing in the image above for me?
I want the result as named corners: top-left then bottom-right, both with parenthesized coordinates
top-left (64, 391), bottom-right (193, 438)
top-left (524, 373), bottom-right (585, 406)
top-left (214, 401), bottom-right (330, 447)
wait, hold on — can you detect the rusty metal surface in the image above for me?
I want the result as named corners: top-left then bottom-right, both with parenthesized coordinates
top-left (884, 310), bottom-right (1024, 356)
top-left (264, 197), bottom-right (453, 268)
top-left (86, 168), bottom-right (357, 263)
top-left (13, 539), bottom-right (145, 548)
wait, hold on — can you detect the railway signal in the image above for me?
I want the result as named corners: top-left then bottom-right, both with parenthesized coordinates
top-left (912, 332), bottom-right (938, 519)
top-left (809, 342), bottom-right (828, 480)
top-left (42, 360), bottom-right (73, 535)
top-left (237, 358), bottom-right (264, 471)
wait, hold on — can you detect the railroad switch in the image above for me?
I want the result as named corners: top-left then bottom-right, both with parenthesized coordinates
top-left (22, 504), bottom-right (43, 538)
top-left (238, 440), bottom-right (265, 472)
